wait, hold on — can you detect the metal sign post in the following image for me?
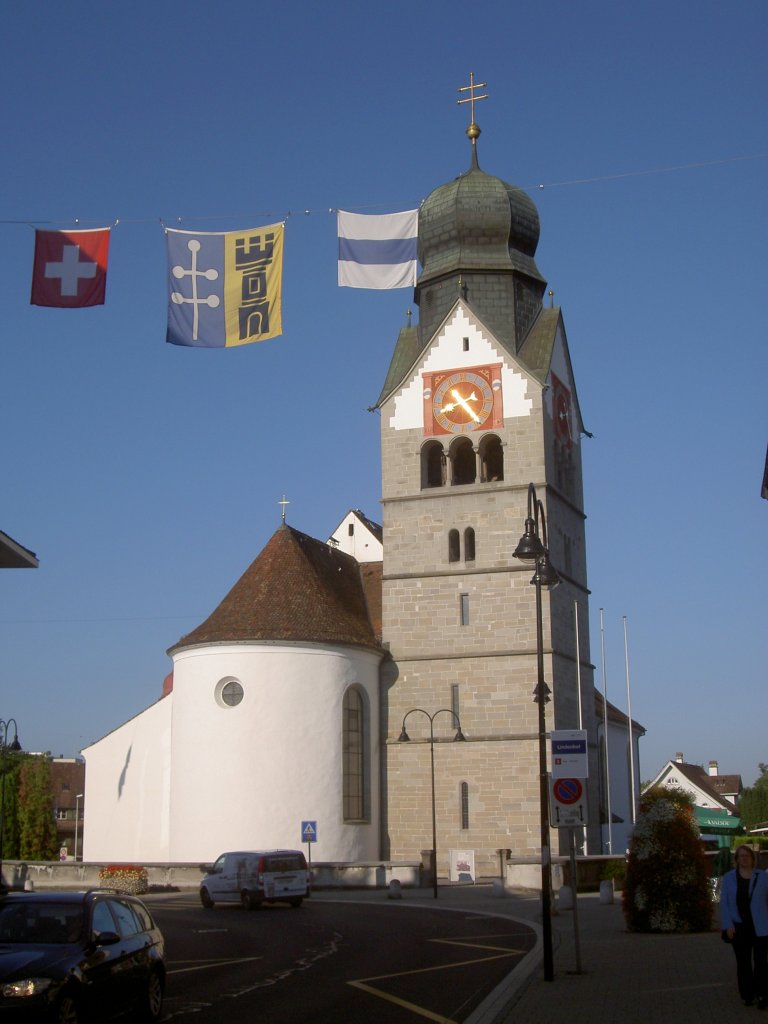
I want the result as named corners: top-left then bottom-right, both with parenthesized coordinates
top-left (549, 780), bottom-right (587, 976)
top-left (301, 820), bottom-right (317, 871)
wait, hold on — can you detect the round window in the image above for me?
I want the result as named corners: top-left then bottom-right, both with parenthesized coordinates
top-left (215, 679), bottom-right (244, 708)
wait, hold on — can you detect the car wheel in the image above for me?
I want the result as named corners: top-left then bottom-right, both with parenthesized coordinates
top-left (56, 992), bottom-right (82, 1024)
top-left (241, 889), bottom-right (259, 910)
top-left (138, 968), bottom-right (165, 1021)
top-left (289, 897), bottom-right (303, 908)
top-left (200, 887), bottom-right (214, 909)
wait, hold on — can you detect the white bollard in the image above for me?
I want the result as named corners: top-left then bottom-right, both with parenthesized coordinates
top-left (557, 885), bottom-right (574, 910)
top-left (599, 879), bottom-right (614, 905)
top-left (387, 879), bottom-right (403, 900)
top-left (24, 880), bottom-right (35, 891)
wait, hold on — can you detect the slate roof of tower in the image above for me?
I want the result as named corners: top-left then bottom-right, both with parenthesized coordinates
top-left (169, 524), bottom-right (383, 654)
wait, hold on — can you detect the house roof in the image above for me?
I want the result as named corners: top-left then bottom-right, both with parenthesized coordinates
top-left (169, 524), bottom-right (384, 655)
top-left (709, 774), bottom-right (742, 797)
top-left (651, 759), bottom-right (738, 815)
top-left (350, 509), bottom-right (382, 544)
top-left (0, 529), bottom-right (38, 568)
top-left (594, 689), bottom-right (646, 735)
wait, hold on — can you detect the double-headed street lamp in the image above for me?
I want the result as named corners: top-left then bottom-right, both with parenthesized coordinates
top-left (398, 708), bottom-right (466, 899)
top-left (0, 719), bottom-right (22, 892)
top-left (514, 483), bottom-right (560, 982)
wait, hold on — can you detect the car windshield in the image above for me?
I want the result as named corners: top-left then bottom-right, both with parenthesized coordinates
top-left (0, 902), bottom-right (83, 944)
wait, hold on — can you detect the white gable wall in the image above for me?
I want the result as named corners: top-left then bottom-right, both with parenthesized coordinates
top-left (388, 303), bottom-right (533, 431)
top-left (327, 512), bottom-right (383, 562)
top-left (82, 695), bottom-right (172, 862)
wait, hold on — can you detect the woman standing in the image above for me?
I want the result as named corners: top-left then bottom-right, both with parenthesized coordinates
top-left (720, 845), bottom-right (768, 1008)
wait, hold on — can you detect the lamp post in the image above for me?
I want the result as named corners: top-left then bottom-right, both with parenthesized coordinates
top-left (398, 708), bottom-right (466, 899)
top-left (74, 794), bottom-right (84, 862)
top-left (0, 719), bottom-right (22, 892)
top-left (514, 483), bottom-right (560, 982)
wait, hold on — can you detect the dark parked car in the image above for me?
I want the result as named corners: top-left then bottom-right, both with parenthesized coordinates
top-left (0, 888), bottom-right (165, 1022)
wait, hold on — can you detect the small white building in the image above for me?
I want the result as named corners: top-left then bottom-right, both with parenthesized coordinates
top-left (327, 509), bottom-right (383, 563)
top-left (646, 754), bottom-right (741, 845)
top-left (595, 691), bottom-right (645, 855)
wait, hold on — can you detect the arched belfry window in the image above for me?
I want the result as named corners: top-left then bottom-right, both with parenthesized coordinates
top-left (450, 438), bottom-right (476, 485)
top-left (343, 687), bottom-right (368, 821)
top-left (479, 434), bottom-right (504, 482)
top-left (448, 529), bottom-right (460, 563)
top-left (464, 527), bottom-right (475, 562)
top-left (421, 440), bottom-right (446, 489)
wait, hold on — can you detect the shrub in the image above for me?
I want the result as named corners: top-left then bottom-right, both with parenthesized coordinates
top-left (600, 859), bottom-right (627, 888)
top-left (98, 864), bottom-right (149, 895)
top-left (623, 786), bottom-right (712, 933)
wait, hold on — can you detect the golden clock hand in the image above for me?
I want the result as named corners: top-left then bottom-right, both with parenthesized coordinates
top-left (439, 391), bottom-right (481, 415)
top-left (450, 388), bottom-right (481, 422)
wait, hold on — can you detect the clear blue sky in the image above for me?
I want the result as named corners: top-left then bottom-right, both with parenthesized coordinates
top-left (1, 1), bottom-right (765, 787)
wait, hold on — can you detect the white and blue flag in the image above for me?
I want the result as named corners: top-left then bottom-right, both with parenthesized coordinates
top-left (337, 209), bottom-right (418, 289)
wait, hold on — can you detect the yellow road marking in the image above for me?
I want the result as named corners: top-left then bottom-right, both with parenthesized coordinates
top-left (348, 980), bottom-right (458, 1023)
top-left (348, 942), bottom-right (525, 1023)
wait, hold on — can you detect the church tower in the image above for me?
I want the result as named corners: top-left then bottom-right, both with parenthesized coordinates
top-left (377, 100), bottom-right (600, 877)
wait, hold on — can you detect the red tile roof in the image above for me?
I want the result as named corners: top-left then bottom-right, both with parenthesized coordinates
top-left (169, 525), bottom-right (383, 654)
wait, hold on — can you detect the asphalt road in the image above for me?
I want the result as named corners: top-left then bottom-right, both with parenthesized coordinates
top-left (146, 892), bottom-right (535, 1023)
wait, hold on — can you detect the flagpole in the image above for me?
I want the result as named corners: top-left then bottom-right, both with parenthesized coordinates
top-left (623, 615), bottom-right (637, 826)
top-left (575, 601), bottom-right (587, 854)
top-left (600, 608), bottom-right (612, 854)
top-left (575, 601), bottom-right (583, 728)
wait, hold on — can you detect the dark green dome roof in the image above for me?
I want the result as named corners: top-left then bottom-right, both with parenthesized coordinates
top-left (418, 150), bottom-right (544, 286)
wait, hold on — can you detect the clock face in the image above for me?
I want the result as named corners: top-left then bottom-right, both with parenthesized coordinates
top-left (551, 373), bottom-right (573, 448)
top-left (432, 370), bottom-right (494, 434)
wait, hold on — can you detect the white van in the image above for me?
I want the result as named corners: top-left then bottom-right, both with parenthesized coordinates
top-left (200, 850), bottom-right (309, 910)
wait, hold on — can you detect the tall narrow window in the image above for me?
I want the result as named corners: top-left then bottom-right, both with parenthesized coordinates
top-left (448, 529), bottom-right (460, 563)
top-left (464, 527), bottom-right (475, 562)
top-left (460, 593), bottom-right (470, 626)
top-left (480, 435), bottom-right (504, 482)
top-left (451, 438), bottom-right (476, 485)
top-left (422, 441), bottom-right (445, 489)
top-left (460, 782), bottom-right (470, 829)
top-left (343, 687), bottom-right (366, 821)
top-left (451, 684), bottom-right (460, 721)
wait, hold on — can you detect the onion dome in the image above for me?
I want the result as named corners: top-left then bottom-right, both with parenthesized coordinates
top-left (417, 145), bottom-right (544, 288)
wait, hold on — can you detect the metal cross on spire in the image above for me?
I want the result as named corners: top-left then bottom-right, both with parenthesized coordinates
top-left (457, 71), bottom-right (488, 145)
top-left (278, 495), bottom-right (290, 524)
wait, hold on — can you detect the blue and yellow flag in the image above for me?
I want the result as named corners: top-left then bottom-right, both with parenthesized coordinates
top-left (166, 224), bottom-right (283, 348)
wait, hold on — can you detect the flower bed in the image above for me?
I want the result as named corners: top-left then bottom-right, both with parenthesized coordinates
top-left (98, 864), bottom-right (149, 895)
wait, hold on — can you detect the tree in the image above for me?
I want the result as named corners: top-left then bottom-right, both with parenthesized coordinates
top-left (739, 764), bottom-right (768, 832)
top-left (623, 785), bottom-right (712, 933)
top-left (0, 756), bottom-right (23, 859)
top-left (18, 755), bottom-right (58, 861)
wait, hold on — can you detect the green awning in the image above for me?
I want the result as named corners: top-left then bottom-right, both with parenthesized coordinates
top-left (694, 807), bottom-right (741, 832)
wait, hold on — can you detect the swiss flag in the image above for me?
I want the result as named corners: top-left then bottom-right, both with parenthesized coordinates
top-left (31, 228), bottom-right (110, 307)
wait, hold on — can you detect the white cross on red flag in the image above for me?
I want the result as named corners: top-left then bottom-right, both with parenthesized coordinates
top-left (31, 228), bottom-right (110, 307)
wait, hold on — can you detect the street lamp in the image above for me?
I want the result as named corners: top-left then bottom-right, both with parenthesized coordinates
top-left (74, 794), bottom-right (84, 862)
top-left (398, 708), bottom-right (466, 899)
top-left (0, 719), bottom-right (22, 893)
top-left (514, 483), bottom-right (560, 982)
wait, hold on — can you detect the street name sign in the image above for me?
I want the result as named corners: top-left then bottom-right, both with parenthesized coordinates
top-left (550, 729), bottom-right (588, 779)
